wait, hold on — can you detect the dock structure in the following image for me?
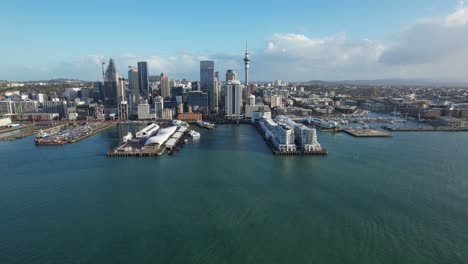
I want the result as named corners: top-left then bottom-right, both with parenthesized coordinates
top-left (107, 125), bottom-right (189, 157)
top-left (0, 124), bottom-right (35, 135)
top-left (35, 122), bottom-right (116, 145)
top-left (343, 128), bottom-right (392, 137)
top-left (0, 124), bottom-right (65, 141)
top-left (382, 126), bottom-right (468, 132)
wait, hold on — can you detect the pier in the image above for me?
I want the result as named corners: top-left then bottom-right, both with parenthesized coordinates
top-left (0, 124), bottom-right (65, 141)
top-left (107, 125), bottom-right (189, 157)
top-left (36, 122), bottom-right (116, 145)
top-left (382, 126), bottom-right (468, 132)
top-left (343, 128), bottom-right (392, 137)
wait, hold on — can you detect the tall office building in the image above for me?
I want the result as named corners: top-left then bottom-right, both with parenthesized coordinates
top-left (200, 61), bottom-right (217, 112)
top-left (117, 76), bottom-right (126, 104)
top-left (104, 58), bottom-right (119, 109)
top-left (224, 80), bottom-right (243, 118)
top-left (244, 42), bottom-right (251, 96)
top-left (160, 73), bottom-right (170, 99)
top-left (226, 69), bottom-right (237, 82)
top-left (154, 96), bottom-right (164, 120)
top-left (128, 66), bottom-right (139, 102)
top-left (137, 61), bottom-right (149, 100)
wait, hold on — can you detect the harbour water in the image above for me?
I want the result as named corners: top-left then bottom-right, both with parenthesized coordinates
top-left (1, 124), bottom-right (467, 263)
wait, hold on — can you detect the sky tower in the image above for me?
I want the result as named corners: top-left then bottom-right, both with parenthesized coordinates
top-left (244, 41), bottom-right (250, 94)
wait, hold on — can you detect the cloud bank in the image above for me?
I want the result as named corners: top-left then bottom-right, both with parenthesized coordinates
top-left (4, 2), bottom-right (468, 82)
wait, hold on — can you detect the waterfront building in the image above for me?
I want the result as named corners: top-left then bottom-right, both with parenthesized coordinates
top-left (178, 112), bottom-right (202, 121)
top-left (437, 116), bottom-right (467, 127)
top-left (226, 69), bottom-right (237, 82)
top-left (154, 96), bottom-right (164, 120)
top-left (224, 80), bottom-right (244, 119)
top-left (128, 66), bottom-right (139, 102)
top-left (118, 101), bottom-right (129, 121)
top-left (160, 73), bottom-right (170, 99)
top-left (138, 62), bottom-right (149, 100)
top-left (259, 117), bottom-right (296, 152)
top-left (276, 115), bottom-right (322, 152)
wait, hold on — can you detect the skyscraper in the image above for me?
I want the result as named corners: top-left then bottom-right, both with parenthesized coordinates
top-left (160, 73), bottom-right (170, 99)
top-left (224, 80), bottom-right (243, 118)
top-left (128, 66), bottom-right (139, 102)
top-left (154, 96), bottom-right (164, 120)
top-left (104, 58), bottom-right (119, 109)
top-left (137, 61), bottom-right (149, 100)
top-left (244, 41), bottom-right (250, 96)
top-left (200, 61), bottom-right (217, 112)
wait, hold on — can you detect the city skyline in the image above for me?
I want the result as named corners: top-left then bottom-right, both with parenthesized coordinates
top-left (1, 0), bottom-right (468, 82)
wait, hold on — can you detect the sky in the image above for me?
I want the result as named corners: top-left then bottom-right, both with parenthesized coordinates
top-left (1, 0), bottom-right (468, 82)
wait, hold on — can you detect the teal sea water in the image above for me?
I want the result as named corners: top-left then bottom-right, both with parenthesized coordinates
top-left (0, 124), bottom-right (467, 263)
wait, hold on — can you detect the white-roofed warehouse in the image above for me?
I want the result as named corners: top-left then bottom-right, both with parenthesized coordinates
top-left (144, 126), bottom-right (178, 146)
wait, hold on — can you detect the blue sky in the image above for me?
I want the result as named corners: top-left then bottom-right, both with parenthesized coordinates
top-left (1, 0), bottom-right (467, 81)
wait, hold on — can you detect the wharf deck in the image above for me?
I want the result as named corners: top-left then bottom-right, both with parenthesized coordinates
top-left (0, 124), bottom-right (35, 135)
top-left (343, 128), bottom-right (392, 137)
top-left (382, 126), bottom-right (468, 132)
top-left (36, 122), bottom-right (116, 145)
top-left (69, 123), bottom-right (116, 143)
top-left (107, 128), bottom-right (189, 157)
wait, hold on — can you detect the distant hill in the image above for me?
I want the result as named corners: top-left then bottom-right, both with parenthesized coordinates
top-left (325, 79), bottom-right (468, 87)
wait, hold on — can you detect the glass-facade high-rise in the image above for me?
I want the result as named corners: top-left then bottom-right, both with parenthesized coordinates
top-left (104, 59), bottom-right (119, 109)
top-left (128, 67), bottom-right (139, 102)
top-left (138, 62), bottom-right (149, 100)
top-left (200, 61), bottom-right (216, 112)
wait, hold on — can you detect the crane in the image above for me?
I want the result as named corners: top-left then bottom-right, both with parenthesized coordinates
top-left (99, 57), bottom-right (106, 82)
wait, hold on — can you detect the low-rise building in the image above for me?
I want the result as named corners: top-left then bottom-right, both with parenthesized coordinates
top-left (178, 112), bottom-right (202, 121)
top-left (437, 116), bottom-right (465, 127)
